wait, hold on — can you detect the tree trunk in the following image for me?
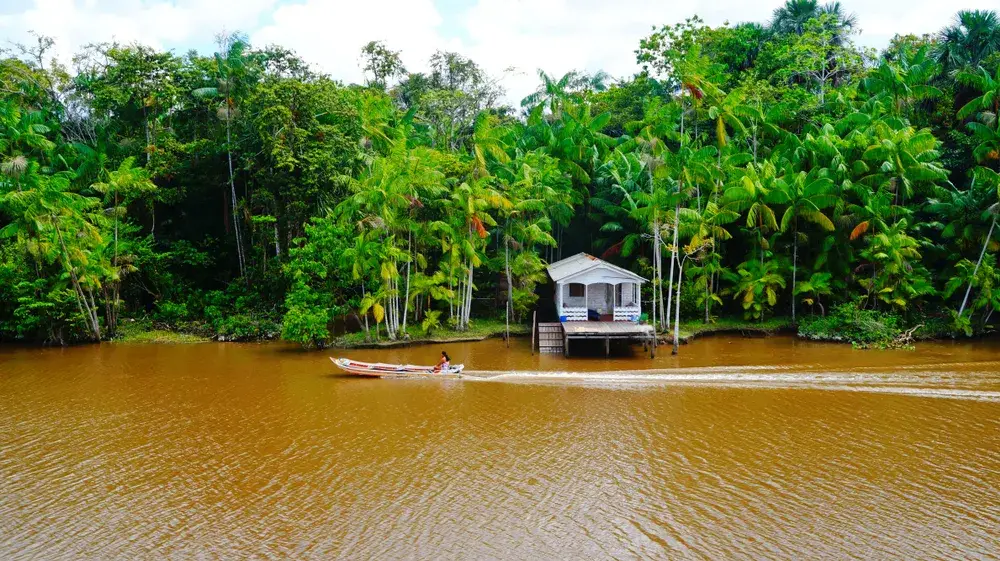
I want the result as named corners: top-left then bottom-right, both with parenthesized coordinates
top-left (959, 215), bottom-right (996, 317)
top-left (673, 261), bottom-right (683, 355)
top-left (666, 204), bottom-right (680, 329)
top-left (652, 213), bottom-right (659, 332)
top-left (465, 261), bottom-right (474, 329)
top-left (449, 265), bottom-right (455, 322)
top-left (402, 231), bottom-right (412, 335)
top-left (53, 220), bottom-right (101, 341)
top-left (110, 190), bottom-right (120, 337)
top-left (705, 269), bottom-right (710, 323)
top-left (361, 281), bottom-right (370, 340)
top-left (226, 117), bottom-right (245, 277)
top-left (792, 217), bottom-right (798, 324)
top-left (505, 239), bottom-right (513, 347)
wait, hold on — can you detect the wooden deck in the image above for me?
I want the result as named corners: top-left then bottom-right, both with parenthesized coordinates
top-left (551, 321), bottom-right (657, 358)
top-left (561, 321), bottom-right (655, 338)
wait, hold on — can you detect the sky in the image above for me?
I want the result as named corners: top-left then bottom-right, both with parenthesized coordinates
top-left (1, 0), bottom-right (998, 105)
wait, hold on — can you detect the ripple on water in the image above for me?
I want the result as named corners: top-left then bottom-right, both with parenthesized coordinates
top-left (1, 341), bottom-right (999, 559)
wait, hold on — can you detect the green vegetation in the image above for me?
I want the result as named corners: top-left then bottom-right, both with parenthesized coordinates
top-left (676, 317), bottom-right (792, 342)
top-left (114, 319), bottom-right (209, 344)
top-left (3, 6), bottom-right (1000, 349)
top-left (798, 302), bottom-right (906, 347)
top-left (329, 318), bottom-right (530, 349)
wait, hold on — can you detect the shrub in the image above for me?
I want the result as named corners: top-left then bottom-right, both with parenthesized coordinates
top-left (798, 301), bottom-right (902, 347)
top-left (154, 301), bottom-right (189, 326)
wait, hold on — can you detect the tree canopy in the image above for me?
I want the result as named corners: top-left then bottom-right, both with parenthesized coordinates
top-left (3, 6), bottom-right (1000, 347)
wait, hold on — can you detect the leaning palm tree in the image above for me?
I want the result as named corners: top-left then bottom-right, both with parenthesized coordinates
top-left (955, 167), bottom-right (1000, 317)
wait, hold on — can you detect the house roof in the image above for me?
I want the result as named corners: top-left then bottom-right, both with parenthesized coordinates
top-left (546, 252), bottom-right (647, 284)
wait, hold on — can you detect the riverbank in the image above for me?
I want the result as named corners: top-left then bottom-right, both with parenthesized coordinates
top-left (98, 310), bottom-right (989, 349)
top-left (671, 317), bottom-right (793, 344)
top-left (114, 319), bottom-right (212, 344)
top-left (111, 317), bottom-right (532, 348)
top-left (328, 319), bottom-right (531, 349)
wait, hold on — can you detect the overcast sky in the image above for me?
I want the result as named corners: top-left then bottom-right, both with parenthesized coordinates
top-left (2, 0), bottom-right (997, 104)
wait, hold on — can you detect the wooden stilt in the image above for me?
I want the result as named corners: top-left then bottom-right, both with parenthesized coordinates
top-left (531, 310), bottom-right (536, 355)
top-left (605, 336), bottom-right (610, 357)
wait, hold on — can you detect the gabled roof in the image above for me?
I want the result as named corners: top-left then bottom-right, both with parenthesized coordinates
top-left (546, 252), bottom-right (647, 284)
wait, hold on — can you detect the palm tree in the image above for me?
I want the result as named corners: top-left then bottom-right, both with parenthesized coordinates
top-left (768, 167), bottom-right (836, 322)
top-left (447, 178), bottom-right (507, 330)
top-left (795, 271), bottom-right (833, 316)
top-left (860, 219), bottom-right (927, 309)
top-left (955, 167), bottom-right (1000, 317)
top-left (861, 46), bottom-right (942, 118)
top-left (734, 85), bottom-right (790, 164)
top-left (671, 238), bottom-right (713, 354)
top-left (724, 160), bottom-right (780, 266)
top-left (770, 0), bottom-right (857, 40)
top-left (91, 157), bottom-right (157, 335)
top-left (340, 231), bottom-right (381, 339)
top-left (957, 64), bottom-right (1000, 167)
top-left (471, 112), bottom-right (510, 179)
top-left (1, 171), bottom-right (106, 340)
top-left (732, 258), bottom-right (787, 321)
top-left (678, 202), bottom-right (739, 322)
top-left (521, 70), bottom-right (611, 117)
top-left (664, 144), bottom-right (716, 328)
top-left (192, 32), bottom-right (261, 278)
top-left (861, 122), bottom-right (948, 208)
top-left (706, 88), bottom-right (748, 202)
top-left (934, 10), bottom-right (1000, 73)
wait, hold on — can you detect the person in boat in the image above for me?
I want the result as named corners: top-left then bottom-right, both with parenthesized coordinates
top-left (433, 351), bottom-right (451, 372)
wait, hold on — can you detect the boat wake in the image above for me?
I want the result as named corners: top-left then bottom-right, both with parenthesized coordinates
top-left (464, 364), bottom-right (1000, 401)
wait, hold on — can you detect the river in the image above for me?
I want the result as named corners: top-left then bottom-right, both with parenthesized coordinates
top-left (1, 335), bottom-right (999, 559)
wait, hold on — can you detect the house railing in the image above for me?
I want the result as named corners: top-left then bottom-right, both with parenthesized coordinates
top-left (613, 306), bottom-right (641, 322)
top-left (560, 306), bottom-right (640, 322)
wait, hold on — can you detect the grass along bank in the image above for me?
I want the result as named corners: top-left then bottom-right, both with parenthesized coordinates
top-left (670, 317), bottom-right (794, 344)
top-left (328, 318), bottom-right (531, 349)
top-left (114, 319), bottom-right (211, 344)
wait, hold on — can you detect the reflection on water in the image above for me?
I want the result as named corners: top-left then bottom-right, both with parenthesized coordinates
top-left (1, 336), bottom-right (999, 559)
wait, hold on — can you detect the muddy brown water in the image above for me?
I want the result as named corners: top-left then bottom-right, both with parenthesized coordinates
top-left (1, 335), bottom-right (999, 559)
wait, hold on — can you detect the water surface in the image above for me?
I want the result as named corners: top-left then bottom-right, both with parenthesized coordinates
top-left (2, 336), bottom-right (999, 559)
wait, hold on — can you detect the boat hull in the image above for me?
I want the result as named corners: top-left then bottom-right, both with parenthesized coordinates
top-left (331, 357), bottom-right (465, 377)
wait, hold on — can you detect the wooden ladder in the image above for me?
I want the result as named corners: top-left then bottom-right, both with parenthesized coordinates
top-left (537, 323), bottom-right (565, 354)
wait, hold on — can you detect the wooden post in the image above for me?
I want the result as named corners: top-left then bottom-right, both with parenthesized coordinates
top-left (564, 332), bottom-right (570, 357)
top-left (605, 336), bottom-right (610, 357)
top-left (531, 310), bottom-right (537, 355)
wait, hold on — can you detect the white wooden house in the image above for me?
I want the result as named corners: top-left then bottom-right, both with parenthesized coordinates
top-left (547, 253), bottom-right (646, 322)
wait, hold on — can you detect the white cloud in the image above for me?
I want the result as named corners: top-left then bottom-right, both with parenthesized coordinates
top-left (459, 0), bottom-right (1000, 106)
top-left (2, 0), bottom-right (997, 105)
top-left (251, 0), bottom-right (457, 88)
top-left (0, 0), bottom-right (277, 68)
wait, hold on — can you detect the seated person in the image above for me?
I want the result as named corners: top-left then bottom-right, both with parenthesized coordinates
top-left (433, 351), bottom-right (451, 372)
